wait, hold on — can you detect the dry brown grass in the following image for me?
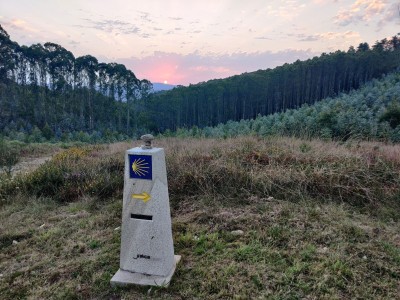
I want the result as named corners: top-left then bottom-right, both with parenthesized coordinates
top-left (0, 136), bottom-right (399, 299)
top-left (153, 137), bottom-right (399, 213)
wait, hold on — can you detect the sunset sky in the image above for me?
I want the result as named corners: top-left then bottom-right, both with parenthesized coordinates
top-left (0, 0), bottom-right (399, 85)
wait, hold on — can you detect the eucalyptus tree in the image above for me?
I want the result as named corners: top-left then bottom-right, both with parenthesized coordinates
top-left (75, 55), bottom-right (98, 129)
top-left (22, 43), bottom-right (49, 125)
top-left (114, 63), bottom-right (128, 131)
top-left (0, 25), bottom-right (19, 123)
top-left (43, 42), bottom-right (75, 124)
top-left (44, 42), bottom-right (75, 92)
top-left (391, 35), bottom-right (400, 50)
top-left (357, 42), bottom-right (370, 52)
top-left (124, 70), bottom-right (140, 133)
top-left (0, 25), bottom-right (15, 81)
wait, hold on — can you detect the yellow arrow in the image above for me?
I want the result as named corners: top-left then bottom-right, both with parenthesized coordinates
top-left (132, 192), bottom-right (151, 203)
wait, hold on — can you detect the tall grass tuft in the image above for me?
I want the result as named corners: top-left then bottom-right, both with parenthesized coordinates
top-left (0, 145), bottom-right (124, 202)
top-left (1, 137), bottom-right (399, 213)
top-left (164, 136), bottom-right (400, 210)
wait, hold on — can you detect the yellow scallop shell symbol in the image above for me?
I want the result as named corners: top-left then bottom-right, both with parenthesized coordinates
top-left (131, 158), bottom-right (150, 177)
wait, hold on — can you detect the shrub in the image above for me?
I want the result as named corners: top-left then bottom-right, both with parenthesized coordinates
top-left (0, 138), bottom-right (20, 177)
top-left (42, 123), bottom-right (54, 140)
top-left (380, 102), bottom-right (400, 129)
top-left (1, 145), bottom-right (124, 202)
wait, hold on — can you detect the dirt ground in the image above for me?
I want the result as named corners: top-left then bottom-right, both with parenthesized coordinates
top-left (12, 156), bottom-right (53, 176)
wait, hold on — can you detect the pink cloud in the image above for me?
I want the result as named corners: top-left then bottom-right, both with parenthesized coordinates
top-left (334, 0), bottom-right (393, 26)
top-left (3, 18), bottom-right (39, 33)
top-left (117, 50), bottom-right (317, 85)
top-left (189, 65), bottom-right (234, 74)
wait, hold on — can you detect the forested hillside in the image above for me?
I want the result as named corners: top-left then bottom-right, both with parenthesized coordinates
top-left (1, 24), bottom-right (400, 141)
top-left (144, 36), bottom-right (400, 131)
top-left (169, 70), bottom-right (400, 142)
top-left (0, 25), bottom-right (151, 142)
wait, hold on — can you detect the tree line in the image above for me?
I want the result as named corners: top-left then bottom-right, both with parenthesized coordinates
top-left (0, 25), bottom-right (152, 142)
top-left (164, 70), bottom-right (400, 142)
top-left (1, 23), bottom-right (400, 142)
top-left (144, 35), bottom-right (400, 132)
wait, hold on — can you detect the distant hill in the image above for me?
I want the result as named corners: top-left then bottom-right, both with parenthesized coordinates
top-left (1, 21), bottom-right (400, 143)
top-left (167, 70), bottom-right (400, 142)
top-left (144, 35), bottom-right (400, 132)
top-left (0, 24), bottom-right (152, 142)
top-left (152, 82), bottom-right (176, 92)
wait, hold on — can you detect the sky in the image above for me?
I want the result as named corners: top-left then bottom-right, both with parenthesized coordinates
top-left (0, 0), bottom-right (399, 85)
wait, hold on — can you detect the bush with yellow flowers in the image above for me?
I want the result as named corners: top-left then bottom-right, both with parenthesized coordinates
top-left (0, 145), bottom-right (124, 202)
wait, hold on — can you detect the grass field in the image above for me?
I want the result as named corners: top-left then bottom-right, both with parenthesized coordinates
top-left (1, 137), bottom-right (399, 299)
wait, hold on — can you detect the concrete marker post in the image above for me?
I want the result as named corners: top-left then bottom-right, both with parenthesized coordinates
top-left (111, 134), bottom-right (181, 286)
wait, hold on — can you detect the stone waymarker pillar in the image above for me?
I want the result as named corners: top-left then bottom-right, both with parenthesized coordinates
top-left (111, 134), bottom-right (180, 286)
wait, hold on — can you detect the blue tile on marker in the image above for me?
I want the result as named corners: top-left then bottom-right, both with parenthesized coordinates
top-left (129, 155), bottom-right (152, 180)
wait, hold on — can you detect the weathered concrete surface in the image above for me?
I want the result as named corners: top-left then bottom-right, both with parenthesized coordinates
top-left (111, 255), bottom-right (181, 287)
top-left (111, 146), bottom-right (180, 286)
